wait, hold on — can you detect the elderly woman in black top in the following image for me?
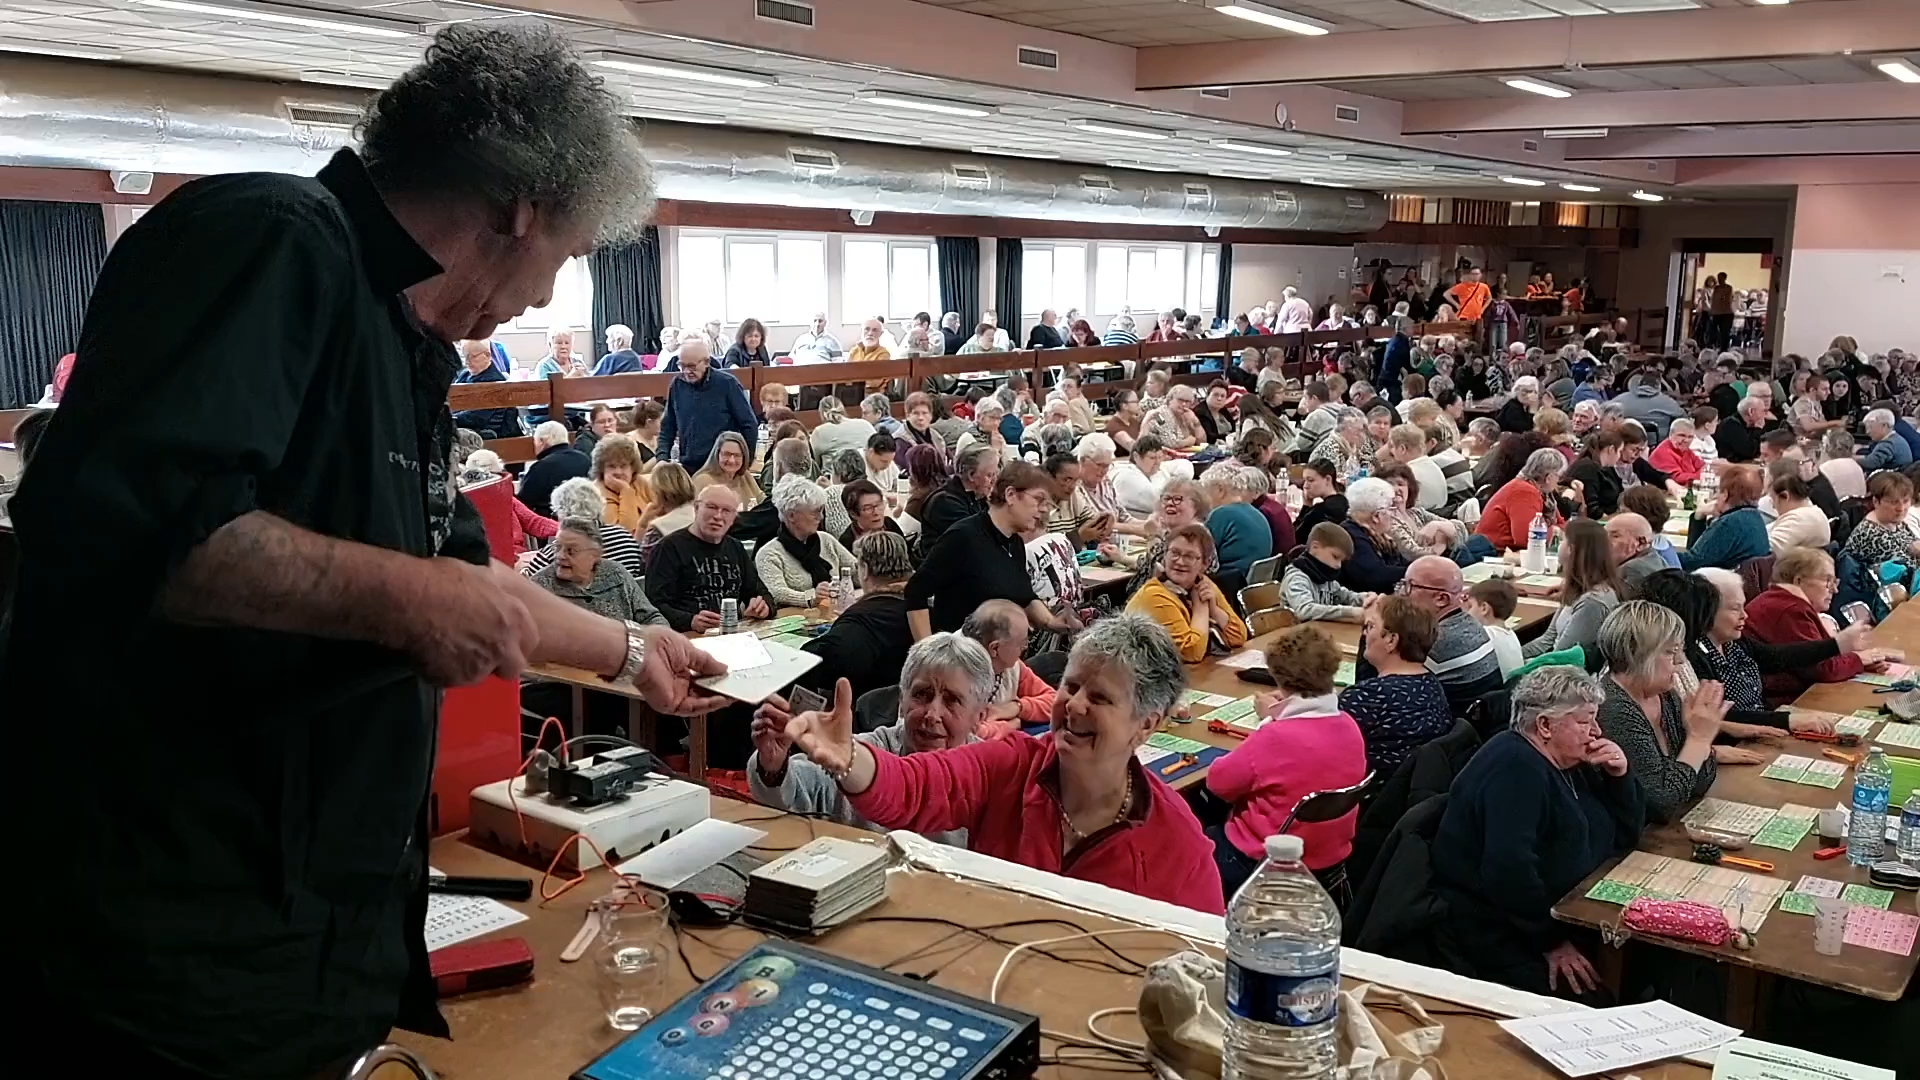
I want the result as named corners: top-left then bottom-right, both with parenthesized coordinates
top-left (531, 518), bottom-right (668, 625)
top-left (1593, 601), bottom-right (1730, 824)
top-left (1431, 666), bottom-right (1643, 1000)
top-left (1634, 568), bottom-right (1864, 740)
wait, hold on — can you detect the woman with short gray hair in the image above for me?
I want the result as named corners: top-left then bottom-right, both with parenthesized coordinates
top-left (1476, 447), bottom-right (1569, 554)
top-left (755, 475), bottom-right (858, 608)
top-left (1339, 476), bottom-right (1412, 593)
top-left (1428, 664), bottom-right (1642, 1000)
top-left (749, 633), bottom-right (989, 846)
top-left (955, 399), bottom-right (1015, 465)
top-left (518, 476), bottom-right (646, 579)
top-left (531, 518), bottom-right (667, 626)
top-left (1595, 601), bottom-right (1730, 823)
top-left (777, 613), bottom-right (1225, 912)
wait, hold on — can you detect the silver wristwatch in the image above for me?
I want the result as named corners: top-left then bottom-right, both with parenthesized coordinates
top-left (608, 620), bottom-right (648, 685)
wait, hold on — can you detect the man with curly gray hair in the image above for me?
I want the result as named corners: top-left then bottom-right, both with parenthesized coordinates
top-left (2, 23), bottom-right (722, 1076)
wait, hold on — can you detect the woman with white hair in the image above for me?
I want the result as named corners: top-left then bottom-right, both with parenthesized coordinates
top-left (519, 476), bottom-right (646, 579)
top-left (1339, 476), bottom-right (1412, 594)
top-left (955, 398), bottom-right (1018, 466)
top-left (1476, 447), bottom-right (1568, 554)
top-left (750, 632), bottom-right (991, 844)
top-left (1141, 384), bottom-right (1208, 450)
top-left (531, 518), bottom-right (667, 626)
top-left (1102, 313), bottom-right (1140, 347)
top-left (1594, 601), bottom-right (1730, 824)
top-left (809, 394), bottom-right (878, 461)
top-left (1428, 665), bottom-right (1642, 1001)
top-left (1496, 375), bottom-right (1541, 434)
top-left (775, 614), bottom-right (1226, 912)
top-left (459, 448), bottom-right (557, 552)
top-left (656, 326), bottom-right (684, 369)
top-left (755, 476), bottom-right (859, 608)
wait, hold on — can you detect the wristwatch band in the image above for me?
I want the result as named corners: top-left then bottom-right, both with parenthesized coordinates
top-left (609, 620), bottom-right (647, 685)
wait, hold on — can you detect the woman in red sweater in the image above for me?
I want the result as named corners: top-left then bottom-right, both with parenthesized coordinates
top-left (1475, 448), bottom-right (1568, 553)
top-left (1646, 418), bottom-right (1704, 488)
top-left (1205, 625), bottom-right (1367, 904)
top-left (1744, 547), bottom-right (1892, 706)
top-left (783, 614), bottom-right (1225, 914)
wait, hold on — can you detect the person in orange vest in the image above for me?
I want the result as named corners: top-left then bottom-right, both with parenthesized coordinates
top-left (1445, 266), bottom-right (1492, 324)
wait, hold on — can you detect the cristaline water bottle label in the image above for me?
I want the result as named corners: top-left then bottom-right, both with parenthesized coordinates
top-left (1224, 960), bottom-right (1339, 1027)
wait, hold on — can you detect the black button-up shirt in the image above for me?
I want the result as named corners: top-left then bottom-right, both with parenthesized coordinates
top-left (2, 149), bottom-right (489, 1078)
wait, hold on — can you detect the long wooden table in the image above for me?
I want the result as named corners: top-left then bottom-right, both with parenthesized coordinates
top-left (399, 799), bottom-right (1709, 1080)
top-left (1552, 602), bottom-right (1920, 1027)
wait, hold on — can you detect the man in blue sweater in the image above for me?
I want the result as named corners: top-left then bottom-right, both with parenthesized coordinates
top-left (657, 338), bottom-right (757, 468)
top-left (592, 322), bottom-right (644, 375)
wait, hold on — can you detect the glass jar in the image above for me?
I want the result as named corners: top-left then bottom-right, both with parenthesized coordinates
top-left (593, 885), bottom-right (671, 1031)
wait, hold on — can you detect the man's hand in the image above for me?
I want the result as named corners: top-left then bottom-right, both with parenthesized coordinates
top-left (400, 558), bottom-right (538, 686)
top-left (745, 597), bottom-right (771, 620)
top-left (692, 610), bottom-right (722, 632)
top-left (630, 626), bottom-right (732, 716)
top-left (1545, 941), bottom-right (1601, 996)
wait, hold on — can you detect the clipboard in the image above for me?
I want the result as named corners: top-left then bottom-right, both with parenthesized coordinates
top-left (692, 633), bottom-right (823, 704)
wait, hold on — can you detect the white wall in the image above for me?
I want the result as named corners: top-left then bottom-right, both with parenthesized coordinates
top-left (1227, 244), bottom-right (1355, 320)
top-left (1780, 251), bottom-right (1920, 358)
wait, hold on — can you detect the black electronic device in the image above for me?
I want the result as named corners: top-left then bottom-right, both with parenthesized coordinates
top-left (574, 941), bottom-right (1040, 1080)
top-left (548, 745), bottom-right (663, 808)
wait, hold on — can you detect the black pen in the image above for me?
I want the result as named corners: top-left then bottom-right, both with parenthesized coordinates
top-left (428, 871), bottom-right (533, 901)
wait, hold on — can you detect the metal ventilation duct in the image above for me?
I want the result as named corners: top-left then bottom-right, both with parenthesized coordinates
top-left (0, 56), bottom-right (1386, 232)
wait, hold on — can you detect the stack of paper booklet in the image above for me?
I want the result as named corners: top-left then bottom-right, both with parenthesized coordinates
top-left (744, 836), bottom-right (890, 933)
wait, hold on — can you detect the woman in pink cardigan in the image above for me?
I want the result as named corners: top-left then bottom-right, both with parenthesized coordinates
top-left (1204, 625), bottom-right (1368, 903)
top-left (782, 616), bottom-right (1225, 913)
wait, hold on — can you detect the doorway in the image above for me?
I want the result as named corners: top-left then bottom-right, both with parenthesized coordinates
top-left (1667, 240), bottom-right (1779, 356)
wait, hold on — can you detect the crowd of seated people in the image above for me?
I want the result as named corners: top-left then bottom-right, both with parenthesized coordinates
top-left (454, 313), bottom-right (1920, 1046)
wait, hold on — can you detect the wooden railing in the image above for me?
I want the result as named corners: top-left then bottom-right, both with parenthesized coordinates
top-left (448, 325), bottom-right (1399, 439)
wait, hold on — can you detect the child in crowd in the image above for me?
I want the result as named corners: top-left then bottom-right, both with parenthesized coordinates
top-left (1465, 578), bottom-right (1525, 677)
top-left (1204, 626), bottom-right (1367, 902)
top-left (1279, 522), bottom-right (1371, 623)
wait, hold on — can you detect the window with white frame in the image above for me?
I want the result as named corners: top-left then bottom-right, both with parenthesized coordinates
top-left (1023, 242), bottom-right (1212, 324)
top-left (500, 256), bottom-right (593, 333)
top-left (675, 230), bottom-right (830, 326)
top-left (842, 238), bottom-right (941, 323)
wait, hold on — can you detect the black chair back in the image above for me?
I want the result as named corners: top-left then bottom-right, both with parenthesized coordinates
top-left (853, 685), bottom-right (900, 735)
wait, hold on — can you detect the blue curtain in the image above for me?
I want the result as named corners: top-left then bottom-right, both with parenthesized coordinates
top-left (0, 200), bottom-right (107, 408)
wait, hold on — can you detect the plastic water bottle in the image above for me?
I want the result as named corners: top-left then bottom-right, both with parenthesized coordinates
top-left (1523, 513), bottom-right (1549, 573)
top-left (831, 566), bottom-right (854, 614)
top-left (1848, 748), bottom-right (1894, 866)
top-left (1899, 790), bottom-right (1920, 865)
top-left (1222, 835), bottom-right (1341, 1079)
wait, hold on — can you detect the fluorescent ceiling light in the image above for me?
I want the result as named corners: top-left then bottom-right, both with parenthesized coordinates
top-left (1074, 119), bottom-right (1172, 140)
top-left (298, 70), bottom-right (387, 90)
top-left (590, 54), bottom-right (771, 89)
top-left (1503, 77), bottom-right (1574, 99)
top-left (972, 147), bottom-right (1060, 159)
top-left (0, 39), bottom-right (122, 61)
top-left (636, 111), bottom-right (726, 125)
top-left (133, 0), bottom-right (416, 39)
top-left (1104, 160), bottom-right (1180, 172)
top-left (1753, 0), bottom-right (1790, 5)
top-left (1210, 138), bottom-right (1292, 157)
top-left (1298, 177), bottom-right (1347, 188)
top-left (1205, 1), bottom-right (1332, 36)
top-left (1631, 190), bottom-right (1665, 202)
top-left (814, 128), bottom-right (921, 145)
top-left (1560, 183), bottom-right (1603, 193)
top-left (1500, 176), bottom-right (1547, 187)
top-left (853, 90), bottom-right (992, 118)
top-left (1876, 59), bottom-right (1920, 84)
top-left (1543, 127), bottom-right (1609, 139)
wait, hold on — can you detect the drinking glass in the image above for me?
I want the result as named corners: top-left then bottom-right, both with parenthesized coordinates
top-left (593, 885), bottom-right (672, 1030)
